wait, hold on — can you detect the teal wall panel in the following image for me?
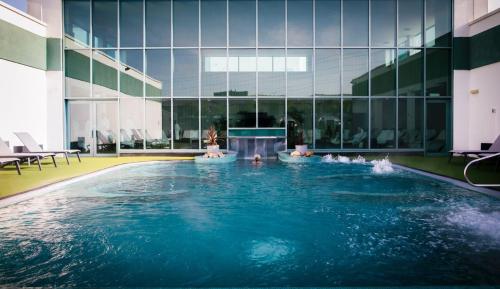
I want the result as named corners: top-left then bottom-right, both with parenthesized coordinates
top-left (47, 38), bottom-right (62, 71)
top-left (454, 25), bottom-right (500, 70)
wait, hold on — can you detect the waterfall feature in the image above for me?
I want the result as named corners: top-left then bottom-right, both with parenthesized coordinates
top-left (228, 137), bottom-right (286, 159)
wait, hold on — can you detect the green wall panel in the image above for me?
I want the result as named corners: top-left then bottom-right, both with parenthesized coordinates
top-left (46, 38), bottom-right (62, 71)
top-left (454, 25), bottom-right (500, 70)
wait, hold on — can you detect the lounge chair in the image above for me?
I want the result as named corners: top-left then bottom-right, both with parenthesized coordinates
top-left (0, 137), bottom-right (57, 170)
top-left (449, 134), bottom-right (500, 163)
top-left (14, 132), bottom-right (81, 165)
top-left (0, 157), bottom-right (21, 175)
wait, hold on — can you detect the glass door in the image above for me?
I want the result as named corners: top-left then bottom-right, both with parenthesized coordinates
top-left (68, 101), bottom-right (92, 155)
top-left (426, 99), bottom-right (451, 154)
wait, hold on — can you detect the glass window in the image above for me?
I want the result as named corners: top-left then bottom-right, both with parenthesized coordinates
top-left (68, 102), bottom-right (92, 154)
top-left (202, 49), bottom-right (227, 96)
top-left (201, 99), bottom-right (227, 148)
top-left (258, 49), bottom-right (285, 96)
top-left (371, 0), bottom-right (396, 47)
top-left (371, 49), bottom-right (396, 96)
top-left (146, 98), bottom-right (171, 149)
top-left (426, 49), bottom-right (451, 96)
top-left (229, 0), bottom-right (256, 47)
top-left (315, 99), bottom-right (341, 149)
top-left (426, 100), bottom-right (451, 153)
top-left (173, 49), bottom-right (199, 96)
top-left (371, 98), bottom-right (396, 149)
top-left (258, 0), bottom-right (285, 47)
top-left (426, 0), bottom-right (452, 47)
top-left (398, 98), bottom-right (423, 149)
top-left (65, 50), bottom-right (91, 98)
top-left (287, 99), bottom-right (313, 148)
top-left (287, 0), bottom-right (312, 47)
top-left (120, 49), bottom-right (144, 97)
top-left (120, 97), bottom-right (145, 149)
top-left (173, 99), bottom-right (199, 149)
top-left (64, 0), bottom-right (90, 49)
top-left (287, 49), bottom-right (313, 97)
top-left (315, 49), bottom-right (340, 96)
top-left (343, 49), bottom-right (368, 96)
top-left (258, 99), bottom-right (285, 127)
top-left (92, 49), bottom-right (119, 98)
top-left (96, 101), bottom-right (119, 154)
top-left (343, 99), bottom-right (368, 149)
top-left (398, 49), bottom-right (423, 96)
top-left (398, 0), bottom-right (423, 47)
top-left (146, 0), bottom-right (171, 47)
top-left (202, 0), bottom-right (227, 47)
top-left (229, 49), bottom-right (256, 96)
top-left (92, 0), bottom-right (117, 48)
top-left (229, 99), bottom-right (256, 127)
top-left (173, 0), bottom-right (198, 47)
top-left (120, 0), bottom-right (143, 47)
top-left (315, 0), bottom-right (340, 47)
top-left (145, 49), bottom-right (170, 97)
top-left (343, 0), bottom-right (368, 47)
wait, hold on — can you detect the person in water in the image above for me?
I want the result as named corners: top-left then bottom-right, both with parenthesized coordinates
top-left (252, 154), bottom-right (262, 165)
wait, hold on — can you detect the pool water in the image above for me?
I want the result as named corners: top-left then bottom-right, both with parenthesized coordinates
top-left (0, 161), bottom-right (499, 287)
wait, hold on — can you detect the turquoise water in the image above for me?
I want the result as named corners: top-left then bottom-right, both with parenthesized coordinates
top-left (0, 161), bottom-right (499, 287)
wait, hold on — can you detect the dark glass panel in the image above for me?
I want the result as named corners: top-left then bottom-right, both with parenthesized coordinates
top-left (146, 98), bottom-right (171, 149)
top-left (398, 98), bottom-right (423, 148)
top-left (343, 98), bottom-right (368, 149)
top-left (201, 0), bottom-right (227, 47)
top-left (258, 49), bottom-right (285, 96)
top-left (343, 49), bottom-right (368, 96)
top-left (229, 99), bottom-right (256, 127)
top-left (371, 49), bottom-right (396, 96)
top-left (64, 0), bottom-right (90, 48)
top-left (426, 100), bottom-right (451, 153)
top-left (425, 0), bottom-right (452, 47)
top-left (398, 49), bottom-right (423, 96)
top-left (173, 0), bottom-right (199, 47)
top-left (201, 99), bottom-right (227, 148)
top-left (92, 0), bottom-right (117, 48)
top-left (315, 0), bottom-right (340, 47)
top-left (287, 99), bottom-right (313, 148)
top-left (120, 0), bottom-right (143, 47)
top-left (229, 49), bottom-right (256, 96)
top-left (173, 99), bottom-right (199, 149)
top-left (371, 98), bottom-right (396, 149)
top-left (119, 49), bottom-right (143, 97)
top-left (120, 97), bottom-right (144, 149)
top-left (145, 49), bottom-right (170, 97)
top-left (315, 99), bottom-right (341, 149)
top-left (68, 102), bottom-right (91, 153)
top-left (287, 49), bottom-right (313, 96)
top-left (65, 50), bottom-right (91, 98)
top-left (398, 0), bottom-right (423, 47)
top-left (426, 49), bottom-right (451, 96)
top-left (343, 0), bottom-right (368, 47)
top-left (173, 49), bottom-right (199, 96)
top-left (315, 49), bottom-right (340, 96)
top-left (202, 49), bottom-right (227, 96)
top-left (145, 0), bottom-right (171, 47)
top-left (92, 49), bottom-right (119, 98)
top-left (258, 99), bottom-right (285, 128)
top-left (96, 101), bottom-right (118, 154)
top-left (371, 0), bottom-right (396, 47)
top-left (229, 0), bottom-right (256, 47)
top-left (287, 0), bottom-right (313, 47)
top-left (258, 0), bottom-right (285, 47)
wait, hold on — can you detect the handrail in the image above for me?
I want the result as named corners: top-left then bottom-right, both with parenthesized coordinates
top-left (463, 152), bottom-right (500, 187)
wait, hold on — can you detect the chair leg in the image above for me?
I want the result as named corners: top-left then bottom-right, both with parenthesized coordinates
top-left (15, 161), bottom-right (21, 175)
top-left (76, 152), bottom-right (81, 163)
top-left (36, 157), bottom-right (42, 171)
top-left (51, 155), bottom-right (57, 168)
top-left (65, 152), bottom-right (70, 165)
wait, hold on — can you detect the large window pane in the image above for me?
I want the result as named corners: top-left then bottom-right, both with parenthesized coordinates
top-left (229, 99), bottom-right (256, 127)
top-left (371, 49), bottom-right (396, 96)
top-left (371, 0), bottom-right (396, 47)
top-left (343, 0), bottom-right (368, 47)
top-left (371, 98), bottom-right (396, 149)
top-left (287, 0), bottom-right (312, 47)
top-left (343, 49), bottom-right (368, 96)
top-left (92, 0), bottom-right (117, 48)
top-left (287, 99), bottom-right (313, 148)
top-left (120, 97), bottom-right (144, 149)
top-left (64, 0), bottom-right (90, 49)
top-left (145, 49), bottom-right (170, 97)
top-left (315, 0), bottom-right (340, 47)
top-left (68, 102), bottom-right (91, 154)
top-left (315, 49), bottom-right (340, 96)
top-left (229, 49), bottom-right (256, 96)
top-left (202, 49), bottom-right (227, 96)
top-left (65, 50), bottom-right (91, 98)
top-left (146, 0), bottom-right (171, 47)
top-left (258, 49), bottom-right (285, 96)
top-left (398, 98), bottom-right (423, 149)
top-left (426, 49), bottom-right (451, 96)
top-left (202, 0), bottom-right (227, 47)
top-left (96, 101), bottom-right (118, 154)
top-left (398, 49), bottom-right (423, 96)
top-left (173, 99), bottom-right (199, 149)
top-left (398, 0), bottom-right (423, 47)
top-left (343, 99), bottom-right (368, 149)
top-left (201, 99), bottom-right (227, 148)
top-left (258, 99), bottom-right (285, 127)
top-left (173, 49), bottom-right (199, 96)
top-left (315, 99), bottom-right (341, 149)
top-left (120, 0), bottom-right (143, 47)
top-left (425, 0), bottom-right (452, 47)
top-left (258, 0), bottom-right (285, 47)
top-left (287, 49), bottom-right (313, 96)
top-left (173, 0), bottom-right (198, 47)
top-left (229, 0), bottom-right (256, 47)
top-left (426, 100), bottom-right (451, 153)
top-left (120, 49), bottom-right (144, 97)
top-left (92, 49), bottom-right (119, 98)
top-left (146, 98), bottom-right (171, 149)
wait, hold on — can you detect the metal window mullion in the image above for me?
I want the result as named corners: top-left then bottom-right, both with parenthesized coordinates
top-left (116, 0), bottom-right (121, 156)
top-left (368, 0), bottom-right (371, 150)
top-left (395, 0), bottom-right (399, 150)
top-left (256, 0), bottom-right (259, 129)
top-left (198, 0), bottom-right (202, 150)
top-left (340, 0), bottom-right (343, 150)
top-left (226, 0), bottom-right (229, 145)
top-left (170, 0), bottom-right (174, 150)
top-left (142, 0), bottom-right (146, 150)
top-left (423, 0), bottom-right (427, 153)
top-left (312, 0), bottom-right (316, 149)
top-left (284, 0), bottom-right (288, 145)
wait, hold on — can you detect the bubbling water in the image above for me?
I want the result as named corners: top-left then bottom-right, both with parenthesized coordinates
top-left (371, 157), bottom-right (394, 174)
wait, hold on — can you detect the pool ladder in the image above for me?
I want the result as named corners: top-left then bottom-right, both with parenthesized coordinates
top-left (463, 152), bottom-right (500, 187)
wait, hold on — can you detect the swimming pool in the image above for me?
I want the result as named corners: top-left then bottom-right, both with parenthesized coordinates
top-left (0, 161), bottom-right (499, 287)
